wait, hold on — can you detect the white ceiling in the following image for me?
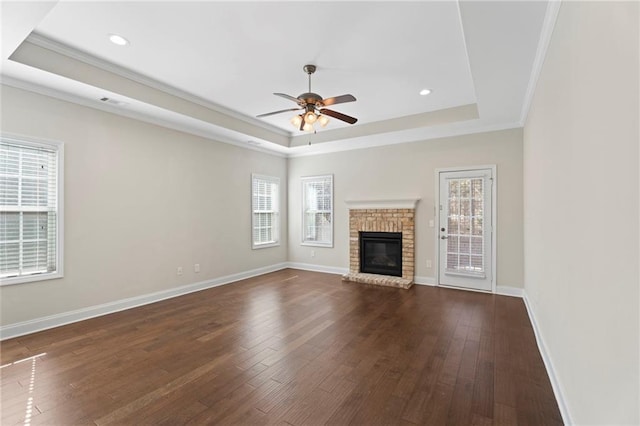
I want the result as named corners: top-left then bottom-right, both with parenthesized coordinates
top-left (0, 1), bottom-right (554, 156)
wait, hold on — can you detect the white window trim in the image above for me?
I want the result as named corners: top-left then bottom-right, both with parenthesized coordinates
top-left (1, 133), bottom-right (64, 286)
top-left (251, 174), bottom-right (280, 250)
top-left (301, 174), bottom-right (334, 248)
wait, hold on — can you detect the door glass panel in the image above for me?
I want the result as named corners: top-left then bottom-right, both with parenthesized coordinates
top-left (447, 253), bottom-right (459, 269)
top-left (470, 237), bottom-right (483, 255)
top-left (447, 217), bottom-right (458, 234)
top-left (447, 236), bottom-right (458, 252)
top-left (472, 217), bottom-right (483, 235)
top-left (446, 177), bottom-right (485, 274)
top-left (460, 180), bottom-right (470, 197)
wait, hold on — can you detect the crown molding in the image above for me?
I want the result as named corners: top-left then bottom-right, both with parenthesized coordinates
top-left (286, 121), bottom-right (522, 158)
top-left (9, 33), bottom-right (527, 158)
top-left (1, 76), bottom-right (287, 158)
top-left (519, 0), bottom-right (562, 126)
top-left (3, 74), bottom-right (524, 160)
top-left (289, 103), bottom-right (479, 147)
top-left (26, 32), bottom-right (291, 138)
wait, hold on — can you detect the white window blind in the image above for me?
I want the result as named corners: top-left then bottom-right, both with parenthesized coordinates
top-left (1, 138), bottom-right (62, 284)
top-left (251, 174), bottom-right (279, 249)
top-left (446, 177), bottom-right (485, 274)
top-left (302, 175), bottom-right (333, 247)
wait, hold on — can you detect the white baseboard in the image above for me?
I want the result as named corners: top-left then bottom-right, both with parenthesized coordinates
top-left (414, 279), bottom-right (524, 297)
top-left (0, 262), bottom-right (288, 341)
top-left (496, 285), bottom-right (524, 298)
top-left (0, 261), bottom-right (572, 426)
top-left (284, 269), bottom-right (520, 297)
top-left (522, 291), bottom-right (572, 425)
top-left (285, 262), bottom-right (348, 276)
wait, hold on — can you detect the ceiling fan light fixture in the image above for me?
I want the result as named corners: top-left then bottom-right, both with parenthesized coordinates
top-left (318, 115), bottom-right (330, 127)
top-left (304, 111), bottom-right (317, 123)
top-left (258, 64), bottom-right (358, 131)
top-left (291, 115), bottom-right (303, 127)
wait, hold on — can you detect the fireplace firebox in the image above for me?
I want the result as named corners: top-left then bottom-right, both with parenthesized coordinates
top-left (359, 232), bottom-right (403, 277)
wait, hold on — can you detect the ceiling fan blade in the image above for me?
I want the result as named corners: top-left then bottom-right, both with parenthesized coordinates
top-left (256, 108), bottom-right (301, 118)
top-left (274, 93), bottom-right (302, 103)
top-left (320, 108), bottom-right (358, 125)
top-left (321, 94), bottom-right (356, 107)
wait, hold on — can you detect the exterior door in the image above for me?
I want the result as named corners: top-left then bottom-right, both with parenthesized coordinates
top-left (438, 168), bottom-right (493, 291)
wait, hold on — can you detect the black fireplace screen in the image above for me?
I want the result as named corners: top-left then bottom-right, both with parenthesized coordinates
top-left (359, 232), bottom-right (402, 277)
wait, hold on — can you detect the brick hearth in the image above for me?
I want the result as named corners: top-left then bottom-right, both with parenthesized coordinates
top-left (342, 207), bottom-right (416, 289)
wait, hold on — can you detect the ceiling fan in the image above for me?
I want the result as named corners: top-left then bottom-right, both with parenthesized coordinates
top-left (257, 64), bottom-right (358, 132)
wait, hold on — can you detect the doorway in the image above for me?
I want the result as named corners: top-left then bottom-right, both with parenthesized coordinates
top-left (437, 167), bottom-right (495, 292)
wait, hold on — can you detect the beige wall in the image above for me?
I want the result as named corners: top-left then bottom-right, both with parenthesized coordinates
top-left (0, 85), bottom-right (288, 326)
top-left (288, 128), bottom-right (524, 288)
top-left (523, 2), bottom-right (639, 424)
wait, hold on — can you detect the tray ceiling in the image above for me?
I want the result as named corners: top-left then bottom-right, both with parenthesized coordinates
top-left (1, 1), bottom-right (554, 156)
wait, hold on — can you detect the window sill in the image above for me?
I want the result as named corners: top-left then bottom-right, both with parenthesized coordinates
top-left (0, 271), bottom-right (64, 286)
top-left (252, 242), bottom-right (280, 250)
top-left (301, 241), bottom-right (333, 248)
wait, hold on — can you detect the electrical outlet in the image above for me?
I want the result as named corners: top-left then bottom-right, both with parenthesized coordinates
top-left (194, 264), bottom-right (200, 273)
top-left (177, 266), bottom-right (183, 276)
top-left (311, 250), bottom-right (315, 258)
top-left (426, 259), bottom-right (432, 268)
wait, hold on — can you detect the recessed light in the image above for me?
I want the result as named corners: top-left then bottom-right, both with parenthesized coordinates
top-left (419, 89), bottom-right (432, 96)
top-left (109, 34), bottom-right (129, 46)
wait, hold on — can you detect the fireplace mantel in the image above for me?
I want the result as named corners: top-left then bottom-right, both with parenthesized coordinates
top-left (344, 198), bottom-right (420, 210)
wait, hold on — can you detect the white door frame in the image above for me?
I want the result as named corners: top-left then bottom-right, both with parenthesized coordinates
top-left (434, 165), bottom-right (497, 293)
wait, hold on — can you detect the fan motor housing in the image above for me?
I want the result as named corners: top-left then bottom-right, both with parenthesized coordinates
top-left (303, 64), bottom-right (316, 74)
top-left (298, 92), bottom-right (323, 105)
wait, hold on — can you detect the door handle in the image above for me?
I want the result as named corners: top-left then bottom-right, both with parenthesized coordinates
top-left (441, 236), bottom-right (448, 239)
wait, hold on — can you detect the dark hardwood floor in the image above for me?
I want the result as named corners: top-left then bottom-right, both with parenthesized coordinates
top-left (1, 269), bottom-right (562, 425)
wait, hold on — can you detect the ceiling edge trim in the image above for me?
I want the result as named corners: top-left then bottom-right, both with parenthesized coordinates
top-left (289, 104), bottom-right (479, 147)
top-left (286, 122), bottom-right (523, 158)
top-left (1, 76), bottom-right (288, 158)
top-left (454, 0), bottom-right (479, 107)
top-left (26, 32), bottom-right (292, 138)
top-left (2, 75), bottom-right (524, 160)
top-left (519, 0), bottom-right (562, 126)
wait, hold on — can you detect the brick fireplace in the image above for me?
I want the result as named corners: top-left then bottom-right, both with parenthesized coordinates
top-left (342, 199), bottom-right (419, 289)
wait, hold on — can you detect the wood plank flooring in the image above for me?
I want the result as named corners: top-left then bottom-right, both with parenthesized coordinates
top-left (0, 269), bottom-right (563, 425)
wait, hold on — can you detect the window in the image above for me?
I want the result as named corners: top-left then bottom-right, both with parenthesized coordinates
top-left (251, 174), bottom-right (280, 249)
top-left (446, 177), bottom-right (486, 274)
top-left (301, 174), bottom-right (333, 247)
top-left (1, 136), bottom-right (63, 285)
